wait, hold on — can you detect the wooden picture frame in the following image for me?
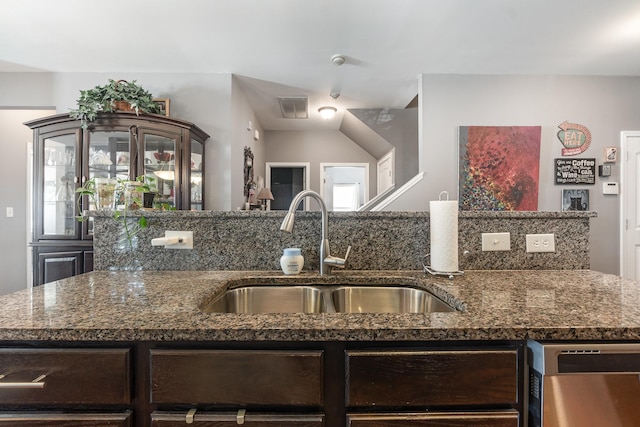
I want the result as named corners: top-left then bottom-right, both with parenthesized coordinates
top-left (153, 98), bottom-right (170, 117)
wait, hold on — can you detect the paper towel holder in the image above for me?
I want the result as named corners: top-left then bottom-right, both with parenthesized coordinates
top-left (422, 254), bottom-right (464, 279)
top-left (425, 190), bottom-right (463, 279)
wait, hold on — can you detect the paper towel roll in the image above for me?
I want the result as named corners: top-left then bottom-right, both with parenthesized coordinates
top-left (429, 199), bottom-right (459, 272)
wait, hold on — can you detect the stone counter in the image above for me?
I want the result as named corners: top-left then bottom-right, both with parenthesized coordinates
top-left (0, 269), bottom-right (638, 342)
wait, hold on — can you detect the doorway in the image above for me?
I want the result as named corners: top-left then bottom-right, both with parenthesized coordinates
top-left (266, 162), bottom-right (310, 210)
top-left (320, 163), bottom-right (369, 211)
top-left (620, 131), bottom-right (640, 279)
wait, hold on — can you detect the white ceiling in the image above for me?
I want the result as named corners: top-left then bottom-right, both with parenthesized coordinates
top-left (2, 0), bottom-right (640, 130)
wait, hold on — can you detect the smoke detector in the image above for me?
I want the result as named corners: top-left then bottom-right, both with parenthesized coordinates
top-left (331, 54), bottom-right (346, 66)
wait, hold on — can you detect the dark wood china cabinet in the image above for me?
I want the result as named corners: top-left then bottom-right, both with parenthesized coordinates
top-left (25, 112), bottom-right (209, 286)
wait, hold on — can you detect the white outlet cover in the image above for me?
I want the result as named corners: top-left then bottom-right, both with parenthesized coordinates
top-left (481, 232), bottom-right (511, 251)
top-left (526, 233), bottom-right (555, 253)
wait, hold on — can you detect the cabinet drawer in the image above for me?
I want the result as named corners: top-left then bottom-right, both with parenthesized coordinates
top-left (0, 411), bottom-right (131, 426)
top-left (346, 349), bottom-right (518, 407)
top-left (150, 350), bottom-right (323, 406)
top-left (0, 348), bottom-right (130, 405)
top-left (347, 410), bottom-right (519, 427)
top-left (152, 410), bottom-right (324, 426)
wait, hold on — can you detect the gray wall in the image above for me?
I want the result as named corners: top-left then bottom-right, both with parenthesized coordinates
top-left (0, 109), bottom-right (54, 294)
top-left (264, 130), bottom-right (377, 201)
top-left (232, 77), bottom-right (266, 210)
top-left (386, 74), bottom-right (640, 275)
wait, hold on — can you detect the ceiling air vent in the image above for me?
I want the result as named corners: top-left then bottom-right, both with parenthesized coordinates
top-left (278, 96), bottom-right (308, 119)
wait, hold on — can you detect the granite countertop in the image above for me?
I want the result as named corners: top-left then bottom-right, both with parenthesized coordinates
top-left (0, 269), bottom-right (639, 342)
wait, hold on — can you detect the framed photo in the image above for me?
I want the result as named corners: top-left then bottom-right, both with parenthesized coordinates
top-left (561, 189), bottom-right (590, 212)
top-left (604, 146), bottom-right (617, 163)
top-left (153, 98), bottom-right (170, 117)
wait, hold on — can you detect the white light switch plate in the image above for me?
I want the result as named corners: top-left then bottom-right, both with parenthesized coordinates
top-left (481, 232), bottom-right (511, 251)
top-left (526, 233), bottom-right (555, 253)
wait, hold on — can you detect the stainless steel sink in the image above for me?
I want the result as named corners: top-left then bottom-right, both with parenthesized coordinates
top-left (330, 286), bottom-right (455, 313)
top-left (201, 282), bottom-right (458, 314)
top-left (201, 286), bottom-right (325, 314)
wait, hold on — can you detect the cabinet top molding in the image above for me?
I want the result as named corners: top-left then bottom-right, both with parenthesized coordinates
top-left (25, 112), bottom-right (210, 141)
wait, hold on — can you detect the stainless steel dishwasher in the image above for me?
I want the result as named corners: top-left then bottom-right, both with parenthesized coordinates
top-left (527, 340), bottom-right (640, 427)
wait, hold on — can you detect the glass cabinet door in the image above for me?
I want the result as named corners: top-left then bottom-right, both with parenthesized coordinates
top-left (143, 133), bottom-right (177, 209)
top-left (190, 138), bottom-right (204, 210)
top-left (88, 130), bottom-right (131, 182)
top-left (41, 133), bottom-right (78, 238)
top-left (85, 130), bottom-right (131, 237)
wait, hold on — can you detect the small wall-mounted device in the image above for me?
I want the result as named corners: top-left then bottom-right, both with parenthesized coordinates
top-left (151, 231), bottom-right (194, 249)
top-left (598, 164), bottom-right (611, 177)
top-left (602, 182), bottom-right (619, 195)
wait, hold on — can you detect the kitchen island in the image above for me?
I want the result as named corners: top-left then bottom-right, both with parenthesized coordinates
top-left (0, 269), bottom-right (637, 342)
top-left (0, 269), bottom-right (638, 427)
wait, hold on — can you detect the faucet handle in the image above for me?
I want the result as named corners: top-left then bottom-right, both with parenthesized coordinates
top-left (343, 245), bottom-right (351, 262)
top-left (324, 245), bottom-right (352, 269)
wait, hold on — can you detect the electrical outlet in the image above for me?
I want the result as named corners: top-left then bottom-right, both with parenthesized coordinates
top-left (481, 232), bottom-right (511, 251)
top-left (526, 234), bottom-right (555, 253)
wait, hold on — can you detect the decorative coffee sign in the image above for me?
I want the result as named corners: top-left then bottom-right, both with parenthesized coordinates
top-left (555, 158), bottom-right (596, 185)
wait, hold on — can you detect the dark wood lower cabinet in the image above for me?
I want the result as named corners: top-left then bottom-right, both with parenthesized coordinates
top-left (346, 349), bottom-right (518, 407)
top-left (0, 411), bottom-right (132, 426)
top-left (0, 348), bottom-right (131, 426)
top-left (0, 348), bottom-right (130, 405)
top-left (33, 245), bottom-right (93, 286)
top-left (0, 341), bottom-right (523, 427)
top-left (150, 350), bottom-right (323, 406)
top-left (38, 250), bottom-right (83, 285)
top-left (151, 411), bottom-right (324, 426)
top-left (346, 411), bottom-right (519, 427)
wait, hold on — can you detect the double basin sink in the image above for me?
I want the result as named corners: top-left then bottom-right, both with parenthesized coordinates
top-left (201, 280), bottom-right (458, 314)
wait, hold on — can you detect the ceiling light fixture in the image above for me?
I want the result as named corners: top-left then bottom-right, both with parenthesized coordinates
top-left (318, 106), bottom-right (337, 120)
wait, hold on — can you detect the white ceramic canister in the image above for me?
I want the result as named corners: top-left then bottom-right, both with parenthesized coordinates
top-left (280, 248), bottom-right (304, 275)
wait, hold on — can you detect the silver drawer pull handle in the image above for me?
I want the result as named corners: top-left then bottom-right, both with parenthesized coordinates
top-left (185, 408), bottom-right (196, 424)
top-left (237, 409), bottom-right (246, 425)
top-left (0, 374), bottom-right (46, 389)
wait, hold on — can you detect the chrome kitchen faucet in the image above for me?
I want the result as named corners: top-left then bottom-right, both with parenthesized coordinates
top-left (280, 190), bottom-right (351, 275)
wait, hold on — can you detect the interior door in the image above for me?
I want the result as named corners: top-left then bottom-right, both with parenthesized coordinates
top-left (620, 131), bottom-right (640, 279)
top-left (377, 150), bottom-right (394, 195)
top-left (266, 163), bottom-right (310, 211)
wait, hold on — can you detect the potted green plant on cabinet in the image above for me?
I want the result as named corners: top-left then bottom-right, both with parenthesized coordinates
top-left (70, 79), bottom-right (162, 129)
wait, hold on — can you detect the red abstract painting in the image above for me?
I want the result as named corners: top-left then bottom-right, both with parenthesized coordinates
top-left (459, 126), bottom-right (541, 210)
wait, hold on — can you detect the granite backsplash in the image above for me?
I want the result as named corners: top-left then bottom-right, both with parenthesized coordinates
top-left (93, 210), bottom-right (595, 272)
